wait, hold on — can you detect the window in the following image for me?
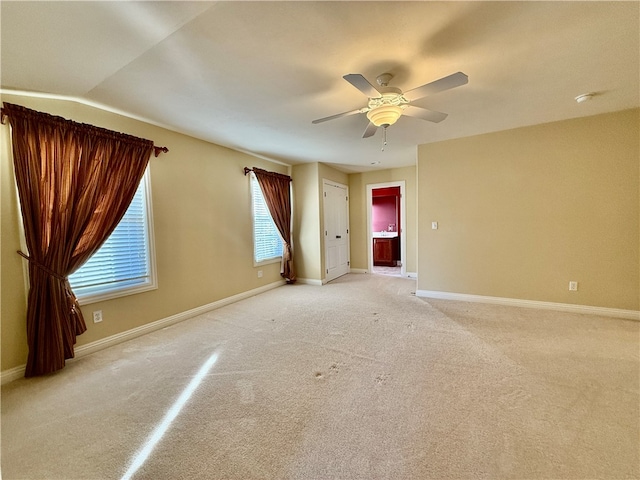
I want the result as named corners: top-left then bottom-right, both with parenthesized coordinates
top-left (250, 173), bottom-right (283, 265)
top-left (68, 168), bottom-right (157, 304)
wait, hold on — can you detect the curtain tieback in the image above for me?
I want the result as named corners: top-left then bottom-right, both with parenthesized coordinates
top-left (17, 250), bottom-right (78, 314)
top-left (17, 251), bottom-right (66, 280)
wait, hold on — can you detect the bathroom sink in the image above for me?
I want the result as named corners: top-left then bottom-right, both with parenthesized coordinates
top-left (372, 232), bottom-right (398, 238)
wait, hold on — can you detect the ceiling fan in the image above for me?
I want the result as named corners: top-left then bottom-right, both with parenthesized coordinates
top-left (312, 71), bottom-right (468, 138)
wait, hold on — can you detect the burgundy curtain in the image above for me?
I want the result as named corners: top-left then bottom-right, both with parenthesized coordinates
top-left (2, 103), bottom-right (154, 377)
top-left (253, 168), bottom-right (296, 283)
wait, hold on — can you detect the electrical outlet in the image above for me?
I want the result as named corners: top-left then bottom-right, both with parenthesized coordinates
top-left (93, 310), bottom-right (103, 323)
top-left (569, 281), bottom-right (578, 291)
top-left (257, 270), bottom-right (263, 278)
top-left (432, 221), bottom-right (438, 230)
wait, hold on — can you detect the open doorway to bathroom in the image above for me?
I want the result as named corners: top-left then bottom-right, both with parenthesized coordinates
top-left (367, 181), bottom-right (406, 277)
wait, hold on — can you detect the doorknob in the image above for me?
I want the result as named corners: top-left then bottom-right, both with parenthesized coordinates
top-left (336, 235), bottom-right (341, 238)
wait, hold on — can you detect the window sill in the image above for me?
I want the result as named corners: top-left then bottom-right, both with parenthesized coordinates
top-left (253, 257), bottom-right (282, 268)
top-left (75, 281), bottom-right (158, 306)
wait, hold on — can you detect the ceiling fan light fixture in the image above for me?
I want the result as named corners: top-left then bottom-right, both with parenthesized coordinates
top-left (366, 105), bottom-right (403, 127)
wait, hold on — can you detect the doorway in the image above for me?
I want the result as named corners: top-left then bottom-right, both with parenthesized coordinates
top-left (367, 181), bottom-right (406, 276)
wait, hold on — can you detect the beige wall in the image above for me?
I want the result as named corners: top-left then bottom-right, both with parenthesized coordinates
top-left (1, 113), bottom-right (28, 372)
top-left (1, 93), bottom-right (290, 371)
top-left (291, 162), bottom-right (348, 283)
top-left (348, 166), bottom-right (417, 273)
top-left (291, 162), bottom-right (321, 281)
top-left (417, 109), bottom-right (639, 310)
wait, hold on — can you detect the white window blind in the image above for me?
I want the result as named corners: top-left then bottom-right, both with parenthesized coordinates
top-left (68, 170), bottom-right (155, 302)
top-left (251, 174), bottom-right (283, 264)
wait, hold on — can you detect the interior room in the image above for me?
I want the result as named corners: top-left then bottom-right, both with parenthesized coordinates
top-left (371, 186), bottom-right (402, 275)
top-left (1, 2), bottom-right (638, 479)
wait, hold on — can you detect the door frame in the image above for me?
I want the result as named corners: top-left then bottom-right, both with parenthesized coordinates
top-left (367, 181), bottom-right (406, 276)
top-left (323, 179), bottom-right (350, 283)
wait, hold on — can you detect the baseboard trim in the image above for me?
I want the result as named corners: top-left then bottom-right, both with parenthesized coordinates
top-left (1, 365), bottom-right (26, 385)
top-left (296, 278), bottom-right (323, 286)
top-left (1, 280), bottom-right (286, 385)
top-left (415, 290), bottom-right (640, 321)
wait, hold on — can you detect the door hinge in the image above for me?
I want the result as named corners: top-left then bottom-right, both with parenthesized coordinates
top-left (347, 261), bottom-right (350, 266)
top-left (324, 192), bottom-right (327, 197)
top-left (325, 230), bottom-right (327, 236)
top-left (346, 196), bottom-right (348, 201)
top-left (346, 228), bottom-right (349, 234)
top-left (326, 269), bottom-right (329, 274)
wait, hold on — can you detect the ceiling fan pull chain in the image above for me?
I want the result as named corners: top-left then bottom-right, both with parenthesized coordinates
top-left (381, 126), bottom-right (388, 151)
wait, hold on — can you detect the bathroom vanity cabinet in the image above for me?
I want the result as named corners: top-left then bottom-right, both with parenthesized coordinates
top-left (373, 237), bottom-right (398, 266)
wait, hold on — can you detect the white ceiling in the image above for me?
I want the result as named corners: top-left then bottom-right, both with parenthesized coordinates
top-left (1, 1), bottom-right (638, 172)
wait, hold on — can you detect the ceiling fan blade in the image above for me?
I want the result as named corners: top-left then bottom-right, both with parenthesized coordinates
top-left (402, 106), bottom-right (448, 123)
top-left (362, 122), bottom-right (378, 138)
top-left (312, 108), bottom-right (364, 124)
top-left (404, 72), bottom-right (468, 102)
top-left (343, 74), bottom-right (382, 98)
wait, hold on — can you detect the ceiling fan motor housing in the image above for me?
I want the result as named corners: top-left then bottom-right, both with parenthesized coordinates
top-left (376, 73), bottom-right (394, 86)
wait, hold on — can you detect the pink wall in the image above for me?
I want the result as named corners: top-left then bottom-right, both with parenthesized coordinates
top-left (372, 197), bottom-right (397, 232)
top-left (372, 186), bottom-right (400, 232)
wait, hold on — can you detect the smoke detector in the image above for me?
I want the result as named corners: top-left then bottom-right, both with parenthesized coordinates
top-left (575, 93), bottom-right (594, 103)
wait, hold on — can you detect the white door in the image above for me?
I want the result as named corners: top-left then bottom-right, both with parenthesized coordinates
top-left (324, 180), bottom-right (349, 282)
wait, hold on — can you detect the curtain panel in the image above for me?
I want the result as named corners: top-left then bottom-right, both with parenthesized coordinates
top-left (252, 168), bottom-right (296, 283)
top-left (2, 103), bottom-right (154, 376)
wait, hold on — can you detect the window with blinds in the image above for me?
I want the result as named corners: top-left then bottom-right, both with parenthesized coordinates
top-left (250, 174), bottom-right (283, 264)
top-left (68, 169), bottom-right (156, 303)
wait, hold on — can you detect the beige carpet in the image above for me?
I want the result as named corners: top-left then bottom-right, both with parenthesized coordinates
top-left (2, 274), bottom-right (638, 479)
top-left (371, 266), bottom-right (402, 277)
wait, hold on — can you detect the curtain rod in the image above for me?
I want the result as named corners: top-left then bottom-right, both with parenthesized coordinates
top-left (244, 167), bottom-right (292, 181)
top-left (1, 105), bottom-right (169, 157)
top-left (153, 146), bottom-right (169, 157)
